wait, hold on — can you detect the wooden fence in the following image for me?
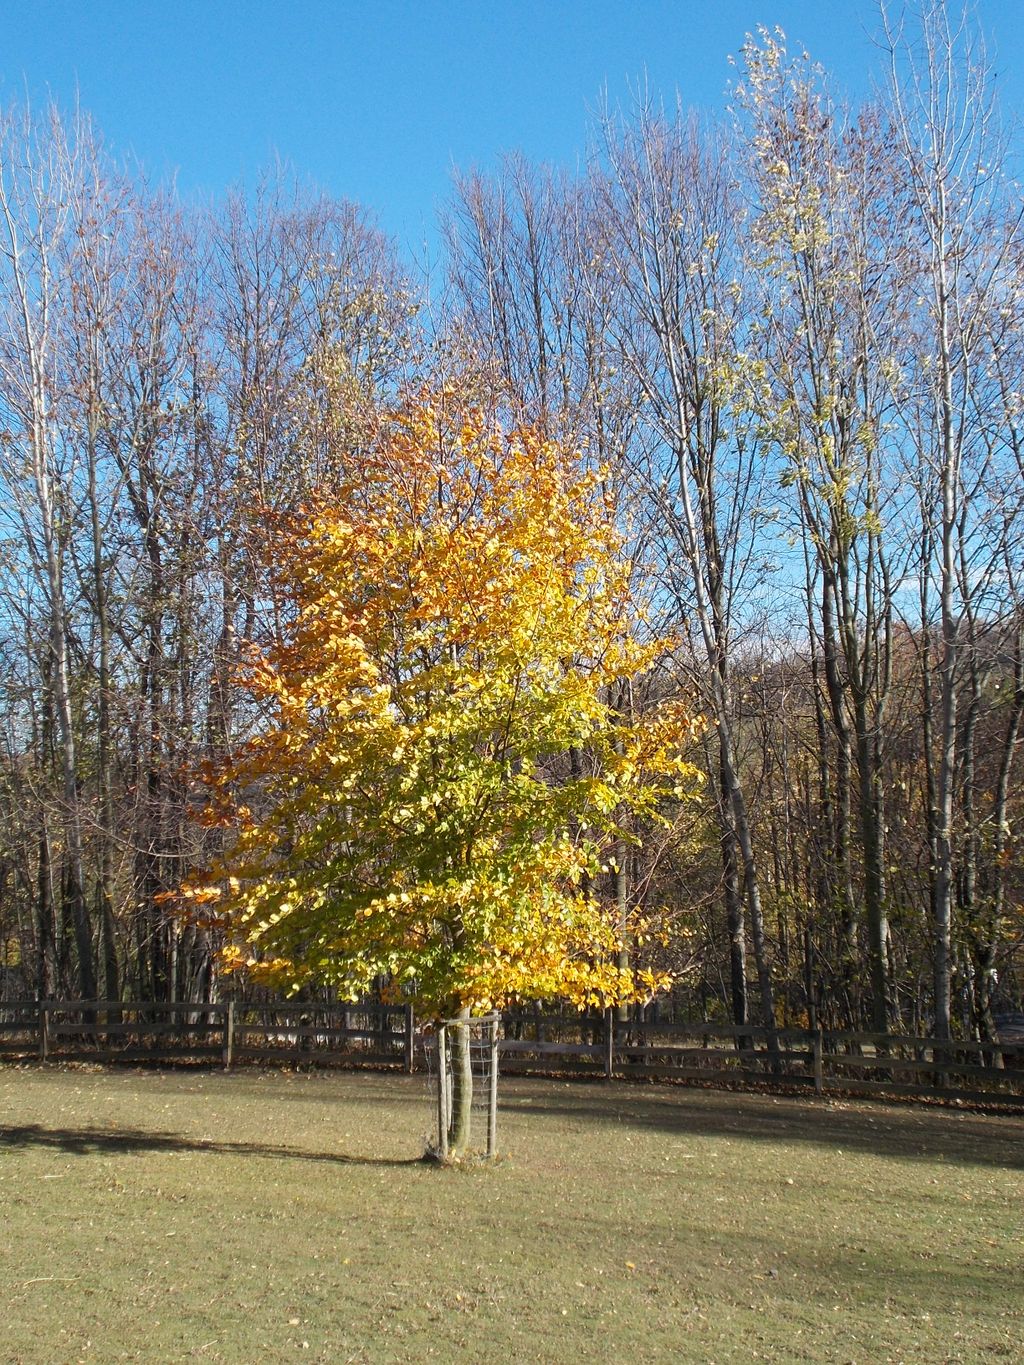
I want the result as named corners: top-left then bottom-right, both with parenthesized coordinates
top-left (497, 1013), bottom-right (1024, 1107)
top-left (2, 999), bottom-right (1023, 1108)
top-left (0, 999), bottom-right (413, 1071)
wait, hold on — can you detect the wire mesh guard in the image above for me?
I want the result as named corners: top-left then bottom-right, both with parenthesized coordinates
top-left (424, 1013), bottom-right (501, 1160)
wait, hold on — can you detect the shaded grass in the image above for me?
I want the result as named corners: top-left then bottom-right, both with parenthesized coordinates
top-left (1, 1065), bottom-right (1021, 1362)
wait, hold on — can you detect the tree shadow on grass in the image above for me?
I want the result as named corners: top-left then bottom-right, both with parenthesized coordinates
top-left (503, 1079), bottom-right (1024, 1171)
top-left (0, 1123), bottom-right (424, 1167)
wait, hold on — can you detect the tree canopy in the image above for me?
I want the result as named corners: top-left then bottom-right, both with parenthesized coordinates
top-left (180, 400), bottom-right (700, 1016)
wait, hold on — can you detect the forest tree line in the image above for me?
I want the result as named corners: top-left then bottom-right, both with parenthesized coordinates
top-left (1, 4), bottom-right (1022, 1041)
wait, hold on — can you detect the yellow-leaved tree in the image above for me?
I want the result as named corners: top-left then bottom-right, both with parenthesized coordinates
top-left (181, 397), bottom-right (701, 1155)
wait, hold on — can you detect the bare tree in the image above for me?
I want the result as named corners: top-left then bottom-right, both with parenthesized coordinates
top-left (881, 0), bottom-right (1022, 1038)
top-left (596, 102), bottom-right (778, 1028)
top-left (0, 101), bottom-right (97, 997)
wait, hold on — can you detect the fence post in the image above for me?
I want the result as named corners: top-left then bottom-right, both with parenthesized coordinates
top-left (436, 1023), bottom-right (449, 1162)
top-left (813, 1025), bottom-right (823, 1096)
top-left (605, 1007), bottom-right (614, 1081)
top-left (404, 1004), bottom-right (415, 1074)
top-left (767, 1023), bottom-right (783, 1076)
top-left (39, 1001), bottom-right (50, 1062)
top-left (222, 1002), bottom-right (235, 1071)
top-left (487, 1014), bottom-right (499, 1159)
top-left (932, 1039), bottom-right (947, 1091)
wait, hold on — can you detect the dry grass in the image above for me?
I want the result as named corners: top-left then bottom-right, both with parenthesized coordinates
top-left (1, 1064), bottom-right (1021, 1363)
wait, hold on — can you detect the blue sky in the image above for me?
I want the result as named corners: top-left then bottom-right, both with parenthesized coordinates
top-left (4, 1), bottom-right (1023, 262)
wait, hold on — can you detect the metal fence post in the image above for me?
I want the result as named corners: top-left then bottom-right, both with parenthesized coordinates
top-left (487, 1014), bottom-right (499, 1159)
top-left (436, 1023), bottom-right (449, 1161)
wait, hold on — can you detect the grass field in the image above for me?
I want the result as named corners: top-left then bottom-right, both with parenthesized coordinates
top-left (1, 1065), bottom-right (1021, 1363)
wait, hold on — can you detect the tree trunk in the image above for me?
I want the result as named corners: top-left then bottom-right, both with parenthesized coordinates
top-left (448, 1007), bottom-right (474, 1157)
top-left (720, 795), bottom-right (748, 1027)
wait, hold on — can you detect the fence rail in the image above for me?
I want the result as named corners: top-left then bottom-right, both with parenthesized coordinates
top-left (2, 1000), bottom-right (1023, 1108)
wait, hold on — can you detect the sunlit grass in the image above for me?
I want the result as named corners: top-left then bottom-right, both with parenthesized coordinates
top-left (1, 1066), bottom-right (1021, 1362)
